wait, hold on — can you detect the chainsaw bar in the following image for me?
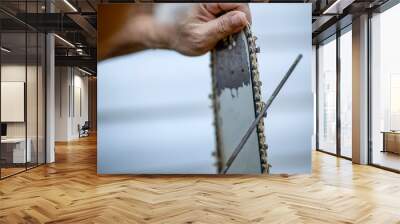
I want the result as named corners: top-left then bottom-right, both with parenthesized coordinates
top-left (211, 26), bottom-right (269, 174)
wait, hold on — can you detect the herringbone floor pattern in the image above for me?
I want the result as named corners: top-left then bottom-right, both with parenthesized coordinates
top-left (1, 135), bottom-right (400, 223)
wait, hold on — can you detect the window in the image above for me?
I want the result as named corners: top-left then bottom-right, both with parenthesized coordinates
top-left (339, 28), bottom-right (352, 158)
top-left (370, 2), bottom-right (400, 171)
top-left (318, 36), bottom-right (337, 154)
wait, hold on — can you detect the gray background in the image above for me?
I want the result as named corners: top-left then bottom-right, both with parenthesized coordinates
top-left (97, 3), bottom-right (312, 174)
top-left (252, 4), bottom-right (313, 173)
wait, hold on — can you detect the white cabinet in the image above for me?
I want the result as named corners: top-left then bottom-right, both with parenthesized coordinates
top-left (1, 138), bottom-right (32, 163)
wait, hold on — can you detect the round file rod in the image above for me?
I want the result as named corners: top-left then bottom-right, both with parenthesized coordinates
top-left (222, 54), bottom-right (303, 174)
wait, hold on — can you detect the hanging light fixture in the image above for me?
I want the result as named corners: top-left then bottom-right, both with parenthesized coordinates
top-left (1, 47), bottom-right (11, 53)
top-left (63, 0), bottom-right (78, 12)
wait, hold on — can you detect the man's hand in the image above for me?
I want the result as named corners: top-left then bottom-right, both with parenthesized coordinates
top-left (98, 3), bottom-right (251, 60)
top-left (169, 3), bottom-right (251, 56)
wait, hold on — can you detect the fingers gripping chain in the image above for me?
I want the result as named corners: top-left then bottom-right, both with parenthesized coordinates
top-left (217, 15), bottom-right (229, 36)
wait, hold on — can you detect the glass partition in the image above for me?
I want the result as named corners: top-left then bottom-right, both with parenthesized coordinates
top-left (0, 30), bottom-right (28, 177)
top-left (0, 2), bottom-right (46, 179)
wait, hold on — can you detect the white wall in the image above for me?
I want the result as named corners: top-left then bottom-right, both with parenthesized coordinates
top-left (1, 65), bottom-right (26, 131)
top-left (73, 73), bottom-right (89, 136)
top-left (55, 67), bottom-right (70, 141)
top-left (1, 65), bottom-right (37, 138)
top-left (55, 67), bottom-right (89, 141)
top-left (1, 64), bottom-right (46, 164)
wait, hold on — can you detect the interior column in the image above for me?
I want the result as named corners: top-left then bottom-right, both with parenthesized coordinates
top-left (352, 14), bottom-right (369, 164)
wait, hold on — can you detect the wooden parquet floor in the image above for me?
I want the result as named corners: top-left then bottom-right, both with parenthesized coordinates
top-left (1, 135), bottom-right (400, 224)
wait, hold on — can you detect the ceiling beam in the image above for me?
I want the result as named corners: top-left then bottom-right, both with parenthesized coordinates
top-left (67, 13), bottom-right (97, 46)
top-left (12, 13), bottom-right (82, 32)
top-left (322, 0), bottom-right (356, 14)
top-left (55, 55), bottom-right (96, 73)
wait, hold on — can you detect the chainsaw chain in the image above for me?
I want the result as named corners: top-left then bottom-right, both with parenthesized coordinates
top-left (211, 25), bottom-right (270, 174)
top-left (210, 54), bottom-right (223, 172)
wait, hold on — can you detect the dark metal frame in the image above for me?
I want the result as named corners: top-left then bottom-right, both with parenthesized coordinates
top-left (44, 0), bottom-right (47, 165)
top-left (367, 10), bottom-right (373, 166)
top-left (315, 45), bottom-right (319, 151)
top-left (0, 19), bottom-right (2, 179)
top-left (336, 20), bottom-right (341, 159)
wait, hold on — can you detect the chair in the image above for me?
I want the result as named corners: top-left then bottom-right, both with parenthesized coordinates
top-left (79, 121), bottom-right (90, 138)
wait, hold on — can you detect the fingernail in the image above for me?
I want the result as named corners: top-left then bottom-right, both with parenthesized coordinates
top-left (231, 13), bottom-right (245, 27)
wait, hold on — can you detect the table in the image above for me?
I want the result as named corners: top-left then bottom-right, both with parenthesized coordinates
top-left (1, 138), bottom-right (32, 164)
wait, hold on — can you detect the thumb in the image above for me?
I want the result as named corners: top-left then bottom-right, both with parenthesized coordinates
top-left (206, 11), bottom-right (248, 41)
